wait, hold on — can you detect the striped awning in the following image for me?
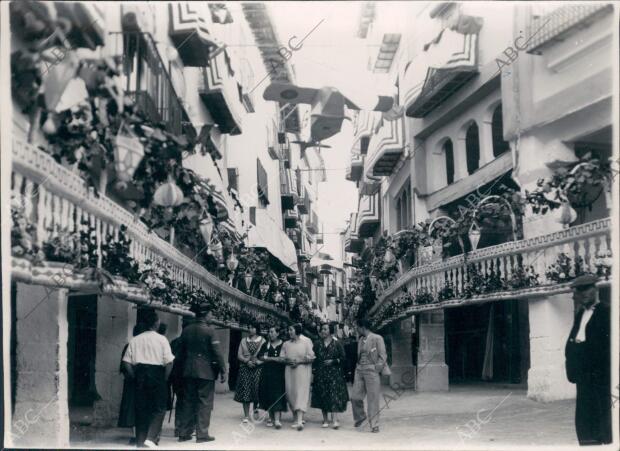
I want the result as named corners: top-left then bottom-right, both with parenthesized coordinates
top-left (169, 2), bottom-right (222, 67)
top-left (356, 192), bottom-right (380, 238)
top-left (403, 21), bottom-right (481, 118)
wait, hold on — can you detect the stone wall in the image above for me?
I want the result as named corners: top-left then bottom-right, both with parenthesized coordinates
top-left (416, 311), bottom-right (449, 391)
top-left (92, 295), bottom-right (133, 427)
top-left (10, 283), bottom-right (70, 448)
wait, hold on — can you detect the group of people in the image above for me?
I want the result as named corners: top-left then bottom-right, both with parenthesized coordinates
top-left (116, 273), bottom-right (611, 448)
top-left (233, 321), bottom-right (351, 430)
top-left (118, 304), bottom-right (389, 448)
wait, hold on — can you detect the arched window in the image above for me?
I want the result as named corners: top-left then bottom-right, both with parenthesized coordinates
top-left (444, 139), bottom-right (455, 185)
top-left (465, 122), bottom-right (480, 174)
top-left (492, 105), bottom-right (510, 157)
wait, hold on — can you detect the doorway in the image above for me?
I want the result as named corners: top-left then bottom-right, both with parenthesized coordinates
top-left (445, 300), bottom-right (529, 385)
top-left (67, 294), bottom-right (99, 426)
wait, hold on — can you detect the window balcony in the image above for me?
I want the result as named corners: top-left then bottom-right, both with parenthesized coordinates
top-left (402, 17), bottom-right (482, 118)
top-left (280, 162), bottom-right (299, 210)
top-left (10, 139), bottom-right (287, 326)
top-left (525, 4), bottom-right (613, 55)
top-left (365, 116), bottom-right (405, 177)
top-left (296, 186), bottom-right (311, 214)
top-left (287, 227), bottom-right (302, 249)
top-left (356, 192), bottom-right (380, 238)
top-left (306, 210), bottom-right (320, 235)
top-left (346, 151), bottom-right (364, 182)
top-left (198, 50), bottom-right (244, 135)
top-left (284, 208), bottom-right (300, 229)
top-left (344, 213), bottom-right (364, 253)
top-left (169, 2), bottom-right (220, 67)
top-left (112, 32), bottom-right (194, 137)
top-left (369, 217), bottom-right (612, 330)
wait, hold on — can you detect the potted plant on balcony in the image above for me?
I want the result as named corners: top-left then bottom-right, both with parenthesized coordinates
top-left (42, 227), bottom-right (78, 269)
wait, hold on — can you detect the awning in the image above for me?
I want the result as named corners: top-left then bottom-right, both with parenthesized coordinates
top-left (356, 192), bottom-right (380, 238)
top-left (247, 208), bottom-right (299, 273)
top-left (403, 20), bottom-right (481, 118)
top-left (169, 2), bottom-right (221, 67)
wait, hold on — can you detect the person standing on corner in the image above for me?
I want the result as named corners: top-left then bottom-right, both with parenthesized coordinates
top-left (351, 318), bottom-right (390, 433)
top-left (176, 304), bottom-right (227, 443)
top-left (565, 274), bottom-right (611, 445)
top-left (121, 309), bottom-right (174, 448)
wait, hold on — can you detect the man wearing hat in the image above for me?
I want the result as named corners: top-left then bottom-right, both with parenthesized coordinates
top-left (564, 274), bottom-right (611, 445)
top-left (176, 304), bottom-right (227, 443)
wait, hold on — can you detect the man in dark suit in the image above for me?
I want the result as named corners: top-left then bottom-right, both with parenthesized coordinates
top-left (176, 304), bottom-right (227, 443)
top-left (565, 274), bottom-right (611, 445)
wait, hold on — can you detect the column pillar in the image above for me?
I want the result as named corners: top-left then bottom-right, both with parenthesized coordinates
top-left (214, 327), bottom-right (231, 394)
top-left (93, 295), bottom-right (132, 426)
top-left (479, 119), bottom-right (495, 165)
top-left (11, 283), bottom-right (70, 448)
top-left (515, 134), bottom-right (578, 402)
top-left (454, 137), bottom-right (470, 181)
top-left (416, 311), bottom-right (449, 391)
top-left (387, 318), bottom-right (416, 389)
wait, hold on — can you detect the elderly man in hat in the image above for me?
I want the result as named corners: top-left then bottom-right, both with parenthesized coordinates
top-left (176, 304), bottom-right (227, 443)
top-left (564, 274), bottom-right (611, 445)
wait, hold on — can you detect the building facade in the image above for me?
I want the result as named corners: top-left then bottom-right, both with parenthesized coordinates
top-left (6, 2), bottom-right (325, 446)
top-left (343, 2), bottom-right (614, 399)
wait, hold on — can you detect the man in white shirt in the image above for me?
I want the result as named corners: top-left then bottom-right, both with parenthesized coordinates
top-left (122, 309), bottom-right (174, 448)
top-left (564, 274), bottom-right (611, 445)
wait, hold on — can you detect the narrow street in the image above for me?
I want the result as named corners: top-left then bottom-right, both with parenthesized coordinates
top-left (72, 386), bottom-right (577, 449)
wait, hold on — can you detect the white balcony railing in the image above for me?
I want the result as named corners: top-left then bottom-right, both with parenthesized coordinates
top-left (369, 218), bottom-right (612, 329)
top-left (10, 139), bottom-right (288, 324)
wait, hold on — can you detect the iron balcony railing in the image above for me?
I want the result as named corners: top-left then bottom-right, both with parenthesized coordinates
top-left (111, 31), bottom-right (193, 137)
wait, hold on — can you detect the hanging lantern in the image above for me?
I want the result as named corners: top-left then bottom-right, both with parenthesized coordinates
top-left (226, 253), bottom-right (239, 272)
top-left (554, 201), bottom-right (577, 227)
top-left (244, 272), bottom-right (253, 290)
top-left (259, 283), bottom-right (270, 297)
top-left (43, 51), bottom-right (80, 111)
top-left (199, 215), bottom-right (214, 244)
top-left (114, 124), bottom-right (145, 182)
top-left (153, 176), bottom-right (184, 207)
top-left (354, 295), bottom-right (363, 304)
top-left (468, 222), bottom-right (481, 251)
top-left (384, 247), bottom-right (396, 264)
top-left (210, 238), bottom-right (223, 262)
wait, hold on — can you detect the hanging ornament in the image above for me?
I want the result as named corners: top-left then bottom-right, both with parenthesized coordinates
top-left (384, 247), bottom-right (396, 264)
top-left (226, 253), bottom-right (239, 272)
top-left (41, 114), bottom-right (58, 135)
top-left (199, 215), bottom-right (215, 244)
top-left (259, 283), bottom-right (270, 297)
top-left (244, 272), bottom-right (253, 290)
top-left (114, 122), bottom-right (144, 183)
top-left (554, 201), bottom-right (577, 227)
top-left (153, 175), bottom-right (184, 207)
top-left (42, 51), bottom-right (80, 111)
top-left (468, 221), bottom-right (481, 251)
top-left (209, 238), bottom-right (224, 262)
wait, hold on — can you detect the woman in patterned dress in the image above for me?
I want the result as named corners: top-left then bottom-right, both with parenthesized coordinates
top-left (311, 323), bottom-right (349, 429)
top-left (257, 326), bottom-right (287, 428)
top-left (282, 323), bottom-right (315, 430)
top-left (234, 322), bottom-right (266, 423)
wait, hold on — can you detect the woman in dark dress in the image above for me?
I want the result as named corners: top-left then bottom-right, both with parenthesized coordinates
top-left (234, 322), bottom-right (266, 423)
top-left (311, 323), bottom-right (349, 429)
top-left (257, 326), bottom-right (287, 429)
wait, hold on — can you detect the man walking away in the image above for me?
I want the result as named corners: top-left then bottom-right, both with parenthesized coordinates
top-left (177, 304), bottom-right (227, 443)
top-left (122, 309), bottom-right (174, 448)
top-left (351, 318), bottom-right (390, 433)
top-left (170, 317), bottom-right (193, 438)
top-left (565, 274), bottom-right (611, 445)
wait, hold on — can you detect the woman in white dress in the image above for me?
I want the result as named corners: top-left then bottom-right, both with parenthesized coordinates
top-left (281, 323), bottom-right (315, 430)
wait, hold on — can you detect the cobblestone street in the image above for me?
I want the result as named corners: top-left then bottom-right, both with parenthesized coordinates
top-left (72, 386), bottom-right (578, 449)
